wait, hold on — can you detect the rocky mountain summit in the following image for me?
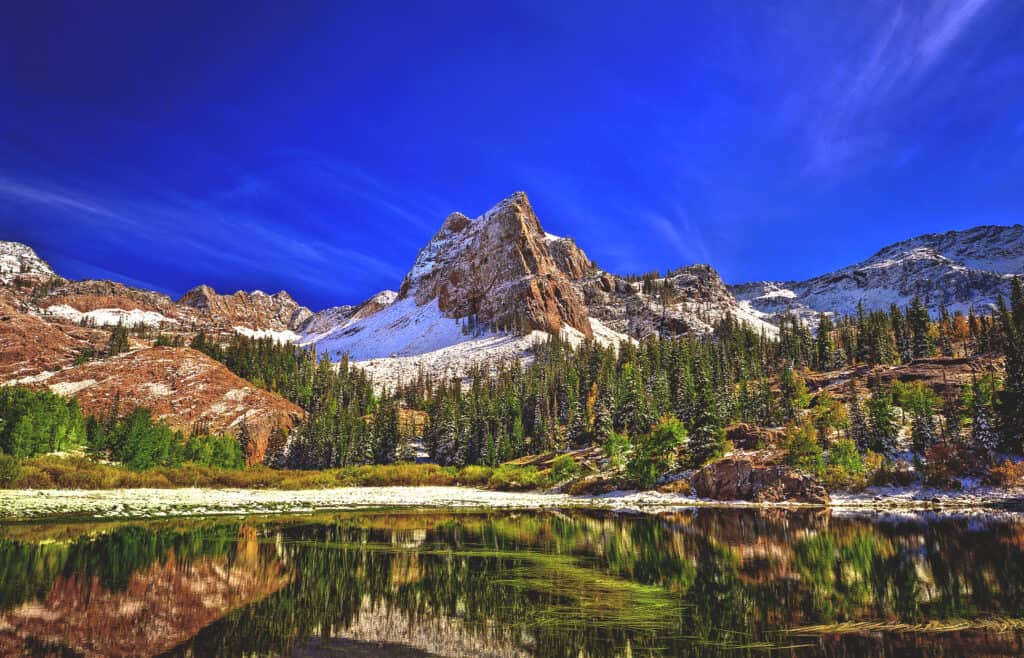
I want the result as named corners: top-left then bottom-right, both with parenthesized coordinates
top-left (733, 224), bottom-right (1024, 323)
top-left (292, 192), bottom-right (780, 386)
top-left (398, 191), bottom-right (594, 338)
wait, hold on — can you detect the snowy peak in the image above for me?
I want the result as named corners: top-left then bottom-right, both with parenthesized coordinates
top-left (732, 224), bottom-right (1024, 323)
top-left (859, 224), bottom-right (1024, 275)
top-left (0, 241), bottom-right (56, 281)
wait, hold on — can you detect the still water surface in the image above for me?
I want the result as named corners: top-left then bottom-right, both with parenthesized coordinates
top-left (2, 508), bottom-right (1024, 657)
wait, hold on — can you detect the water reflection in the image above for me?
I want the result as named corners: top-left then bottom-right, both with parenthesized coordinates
top-left (1, 509), bottom-right (1023, 657)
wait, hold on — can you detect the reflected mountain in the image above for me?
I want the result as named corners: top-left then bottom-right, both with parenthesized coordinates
top-left (1, 510), bottom-right (1024, 657)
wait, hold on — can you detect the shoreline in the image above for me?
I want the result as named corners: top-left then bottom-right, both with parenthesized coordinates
top-left (1, 484), bottom-right (1022, 521)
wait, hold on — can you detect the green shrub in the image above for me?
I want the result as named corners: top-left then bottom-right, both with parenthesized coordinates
top-left (827, 438), bottom-right (864, 474)
top-left (785, 421), bottom-right (824, 476)
top-left (603, 432), bottom-right (631, 470)
top-left (456, 465), bottom-right (494, 487)
top-left (550, 454), bottom-right (581, 484)
top-left (626, 416), bottom-right (687, 489)
top-left (0, 455), bottom-right (22, 486)
top-left (487, 465), bottom-right (548, 491)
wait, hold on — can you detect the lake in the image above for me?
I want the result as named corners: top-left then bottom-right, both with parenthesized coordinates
top-left (2, 508), bottom-right (1024, 657)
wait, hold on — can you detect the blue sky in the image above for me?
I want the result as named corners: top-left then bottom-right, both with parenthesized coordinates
top-left (2, 1), bottom-right (1023, 310)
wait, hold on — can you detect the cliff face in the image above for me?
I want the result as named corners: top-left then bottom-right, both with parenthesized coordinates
top-left (178, 284), bottom-right (312, 331)
top-left (399, 192), bottom-right (593, 338)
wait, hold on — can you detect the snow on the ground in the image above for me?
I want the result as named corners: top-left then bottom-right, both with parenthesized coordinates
top-left (353, 331), bottom-right (549, 391)
top-left (233, 326), bottom-right (301, 344)
top-left (2, 484), bottom-right (1019, 522)
top-left (48, 379), bottom-right (97, 396)
top-left (299, 292), bottom-right (635, 390)
top-left (300, 296), bottom-right (469, 361)
top-left (43, 304), bottom-right (177, 327)
top-left (589, 317), bottom-right (635, 348)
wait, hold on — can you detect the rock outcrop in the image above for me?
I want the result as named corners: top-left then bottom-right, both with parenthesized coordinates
top-left (574, 264), bottom-right (777, 339)
top-left (691, 456), bottom-right (830, 504)
top-left (399, 191), bottom-right (593, 338)
top-left (178, 284), bottom-right (312, 331)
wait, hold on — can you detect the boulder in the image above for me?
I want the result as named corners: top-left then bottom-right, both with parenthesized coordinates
top-left (691, 456), bottom-right (830, 505)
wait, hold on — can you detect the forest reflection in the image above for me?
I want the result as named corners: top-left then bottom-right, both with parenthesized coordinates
top-left (2, 508), bottom-right (1024, 657)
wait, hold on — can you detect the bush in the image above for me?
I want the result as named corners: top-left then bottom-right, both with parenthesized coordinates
top-left (920, 443), bottom-right (963, 489)
top-left (11, 466), bottom-right (54, 489)
top-left (550, 454), bottom-right (581, 484)
top-left (827, 438), bottom-right (864, 474)
top-left (820, 439), bottom-right (869, 491)
top-left (456, 465), bottom-right (494, 487)
top-left (603, 432), bottom-right (631, 470)
top-left (871, 459), bottom-right (916, 487)
top-left (0, 455), bottom-right (22, 486)
top-left (487, 465), bottom-right (548, 491)
top-left (784, 422), bottom-right (824, 476)
top-left (626, 416), bottom-right (688, 488)
top-left (986, 459), bottom-right (1024, 487)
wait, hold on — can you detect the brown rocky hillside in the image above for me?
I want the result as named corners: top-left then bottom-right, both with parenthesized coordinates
top-left (28, 347), bottom-right (303, 464)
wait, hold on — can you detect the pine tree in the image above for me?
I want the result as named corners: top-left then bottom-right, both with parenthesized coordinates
top-left (106, 322), bottom-right (130, 356)
top-left (971, 377), bottom-right (999, 456)
top-left (688, 360), bottom-right (725, 466)
top-left (910, 407), bottom-right (938, 454)
top-left (848, 383), bottom-right (872, 453)
top-left (997, 278), bottom-right (1024, 452)
top-left (908, 296), bottom-right (933, 359)
top-left (815, 313), bottom-right (835, 371)
top-left (567, 394), bottom-right (588, 447)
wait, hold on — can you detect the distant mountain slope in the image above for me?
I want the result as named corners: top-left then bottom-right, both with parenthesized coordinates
top-left (732, 224), bottom-right (1024, 323)
top-left (0, 241), bottom-right (54, 281)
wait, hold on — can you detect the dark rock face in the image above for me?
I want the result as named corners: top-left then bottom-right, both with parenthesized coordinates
top-left (691, 457), bottom-right (830, 505)
top-left (725, 424), bottom-right (785, 450)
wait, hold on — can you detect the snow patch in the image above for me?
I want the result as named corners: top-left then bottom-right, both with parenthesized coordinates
top-left (300, 297), bottom-right (471, 361)
top-left (233, 326), bottom-right (301, 344)
top-left (44, 304), bottom-right (177, 327)
top-left (48, 379), bottom-right (97, 396)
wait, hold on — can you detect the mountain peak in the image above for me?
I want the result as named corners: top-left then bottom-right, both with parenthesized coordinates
top-left (399, 192), bottom-right (592, 338)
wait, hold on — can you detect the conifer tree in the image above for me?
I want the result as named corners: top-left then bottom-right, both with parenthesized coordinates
top-left (688, 360), bottom-right (725, 466)
top-left (908, 296), bottom-right (933, 359)
top-left (995, 279), bottom-right (1024, 450)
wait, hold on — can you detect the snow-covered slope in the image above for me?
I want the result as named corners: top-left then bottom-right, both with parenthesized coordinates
top-left (732, 224), bottom-right (1024, 323)
top-left (0, 241), bottom-right (55, 282)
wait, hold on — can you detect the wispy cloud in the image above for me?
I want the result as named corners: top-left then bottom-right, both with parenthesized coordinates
top-left (806, 0), bottom-right (995, 173)
top-left (0, 162), bottom-right (420, 303)
top-left (0, 176), bottom-right (118, 219)
top-left (645, 208), bottom-right (711, 267)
